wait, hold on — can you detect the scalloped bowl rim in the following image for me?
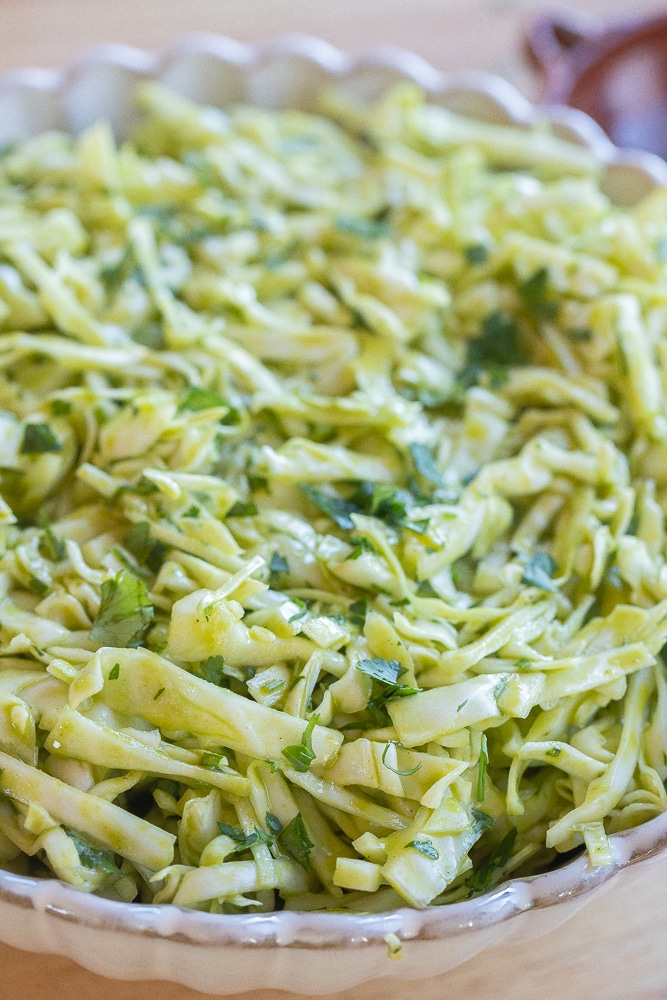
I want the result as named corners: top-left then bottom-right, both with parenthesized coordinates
top-left (0, 31), bottom-right (665, 961)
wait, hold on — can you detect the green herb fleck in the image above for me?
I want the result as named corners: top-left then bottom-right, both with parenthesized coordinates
top-left (153, 687), bottom-right (165, 701)
top-left (108, 663), bottom-right (120, 681)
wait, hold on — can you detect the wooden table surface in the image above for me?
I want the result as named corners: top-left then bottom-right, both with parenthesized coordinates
top-left (2, 0), bottom-right (667, 997)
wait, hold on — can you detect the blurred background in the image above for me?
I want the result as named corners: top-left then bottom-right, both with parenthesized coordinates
top-left (1, 0), bottom-right (664, 97)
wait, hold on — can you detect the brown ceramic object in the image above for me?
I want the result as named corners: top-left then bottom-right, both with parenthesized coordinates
top-left (526, 8), bottom-right (667, 157)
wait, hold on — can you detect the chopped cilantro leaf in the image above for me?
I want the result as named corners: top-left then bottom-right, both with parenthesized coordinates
top-left (111, 477), bottom-right (159, 505)
top-left (66, 830), bottom-right (121, 878)
top-left (282, 713), bottom-right (319, 772)
top-left (266, 812), bottom-right (283, 835)
top-left (466, 827), bottom-right (517, 897)
top-left (465, 243), bottom-right (489, 266)
top-left (381, 741), bottom-right (422, 776)
top-left (357, 657), bottom-right (404, 686)
top-left (122, 521), bottom-right (166, 574)
top-left (38, 510), bottom-right (65, 562)
top-left (521, 551), bottom-right (558, 592)
top-left (99, 245), bottom-right (136, 294)
top-left (216, 821), bottom-right (272, 852)
top-left (567, 327), bottom-right (593, 343)
top-left (469, 310), bottom-right (524, 368)
top-left (217, 821), bottom-right (245, 841)
top-left (90, 571), bottom-right (154, 648)
top-left (409, 442), bottom-right (443, 486)
top-left (334, 215), bottom-right (389, 240)
top-left (226, 501), bottom-right (258, 518)
top-left (108, 663), bottom-right (120, 680)
top-left (20, 423), bottom-right (62, 455)
top-left (348, 535), bottom-right (378, 559)
top-left (351, 482), bottom-right (411, 528)
top-left (278, 812), bottom-right (313, 871)
top-left (193, 655), bottom-right (228, 687)
top-left (356, 658), bottom-right (421, 703)
top-left (154, 779), bottom-right (180, 798)
top-left (287, 597), bottom-right (308, 624)
top-left (113, 546), bottom-right (152, 581)
top-left (49, 399), bottom-right (71, 416)
top-left (518, 267), bottom-right (558, 319)
top-left (132, 321), bottom-right (166, 349)
top-left (408, 839), bottom-right (439, 860)
top-left (348, 598), bottom-right (368, 628)
top-left (28, 575), bottom-right (48, 596)
top-left (471, 809), bottom-right (493, 834)
top-left (299, 484), bottom-right (356, 530)
top-left (269, 551), bottom-right (289, 582)
top-left (179, 387), bottom-right (240, 423)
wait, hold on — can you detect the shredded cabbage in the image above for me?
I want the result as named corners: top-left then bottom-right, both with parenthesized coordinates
top-left (0, 80), bottom-right (667, 913)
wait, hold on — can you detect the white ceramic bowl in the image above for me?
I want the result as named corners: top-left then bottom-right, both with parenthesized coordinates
top-left (2, 35), bottom-right (667, 998)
